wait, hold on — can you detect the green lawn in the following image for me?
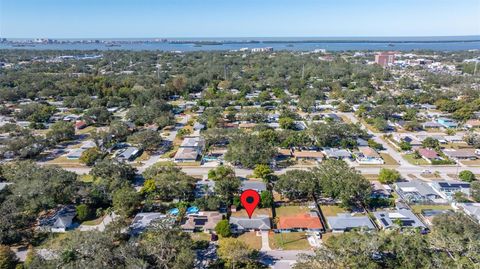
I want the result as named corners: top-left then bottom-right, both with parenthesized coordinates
top-left (79, 174), bottom-right (94, 183)
top-left (190, 232), bottom-right (211, 242)
top-left (81, 216), bottom-right (104, 226)
top-left (403, 154), bottom-right (429, 165)
top-left (380, 153), bottom-right (399, 166)
top-left (410, 204), bottom-right (453, 214)
top-left (236, 232), bottom-right (262, 249)
top-left (270, 232), bottom-right (311, 250)
top-left (35, 233), bottom-right (69, 250)
top-left (320, 205), bottom-right (347, 216)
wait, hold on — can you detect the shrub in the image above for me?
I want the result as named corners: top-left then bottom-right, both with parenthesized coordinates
top-left (76, 204), bottom-right (91, 222)
top-left (459, 170), bottom-right (476, 182)
top-left (215, 219), bottom-right (231, 237)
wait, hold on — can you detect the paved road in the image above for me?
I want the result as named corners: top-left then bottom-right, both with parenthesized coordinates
top-left (259, 250), bottom-right (313, 269)
top-left (55, 112), bottom-right (474, 180)
top-left (339, 112), bottom-right (413, 170)
top-left (62, 163), bottom-right (472, 179)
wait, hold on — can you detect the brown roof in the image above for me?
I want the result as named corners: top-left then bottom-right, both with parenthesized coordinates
top-left (277, 148), bottom-right (292, 156)
top-left (181, 212), bottom-right (223, 231)
top-left (278, 212), bottom-right (323, 230)
top-left (418, 148), bottom-right (439, 159)
top-left (358, 146), bottom-right (381, 158)
top-left (239, 123), bottom-right (257, 128)
top-left (292, 151), bottom-right (324, 159)
top-left (466, 119), bottom-right (480, 127)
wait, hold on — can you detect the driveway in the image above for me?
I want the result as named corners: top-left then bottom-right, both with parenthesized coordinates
top-left (260, 231), bottom-right (272, 251)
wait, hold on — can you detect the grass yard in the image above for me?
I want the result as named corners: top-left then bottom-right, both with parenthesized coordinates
top-left (136, 151), bottom-right (150, 162)
top-left (460, 159), bottom-right (480, 166)
top-left (270, 232), bottom-right (311, 250)
top-left (46, 156), bottom-right (85, 168)
top-left (76, 126), bottom-right (96, 135)
top-left (35, 233), bottom-right (69, 250)
top-left (320, 205), bottom-right (347, 216)
top-left (236, 232), bottom-right (262, 249)
top-left (190, 232), bottom-right (211, 242)
top-left (320, 232), bottom-right (337, 243)
top-left (232, 208), bottom-right (272, 218)
top-left (175, 161), bottom-right (201, 167)
top-left (403, 153), bottom-right (429, 165)
top-left (81, 216), bottom-right (104, 226)
top-left (79, 174), bottom-right (94, 183)
top-left (275, 205), bottom-right (311, 217)
top-left (380, 153), bottom-right (399, 166)
top-left (161, 145), bottom-right (179, 158)
top-left (410, 204), bottom-right (453, 214)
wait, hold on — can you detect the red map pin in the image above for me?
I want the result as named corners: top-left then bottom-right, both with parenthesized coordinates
top-left (240, 189), bottom-right (261, 219)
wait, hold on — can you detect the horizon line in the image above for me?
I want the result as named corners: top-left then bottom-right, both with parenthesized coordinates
top-left (3, 35), bottom-right (480, 40)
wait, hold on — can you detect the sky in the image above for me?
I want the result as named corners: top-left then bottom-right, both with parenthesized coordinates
top-left (1, 0), bottom-right (479, 38)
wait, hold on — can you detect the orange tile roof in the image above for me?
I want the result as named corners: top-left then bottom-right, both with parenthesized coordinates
top-left (278, 213), bottom-right (323, 230)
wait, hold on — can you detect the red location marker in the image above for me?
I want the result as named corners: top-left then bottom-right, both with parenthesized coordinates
top-left (240, 189), bottom-right (261, 218)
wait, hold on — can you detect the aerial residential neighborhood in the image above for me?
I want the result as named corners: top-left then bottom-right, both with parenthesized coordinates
top-left (1, 1), bottom-right (480, 269)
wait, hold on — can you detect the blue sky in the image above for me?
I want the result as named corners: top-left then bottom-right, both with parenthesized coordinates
top-left (1, 0), bottom-right (479, 38)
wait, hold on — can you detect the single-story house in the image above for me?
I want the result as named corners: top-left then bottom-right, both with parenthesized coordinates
top-left (323, 148), bottom-right (351, 159)
top-left (394, 134), bottom-right (422, 147)
top-left (277, 211), bottom-right (323, 232)
top-left (417, 148), bottom-right (441, 163)
top-left (130, 213), bottom-right (169, 235)
top-left (229, 216), bottom-right (271, 233)
top-left (66, 148), bottom-right (85, 160)
top-left (174, 137), bottom-right (205, 162)
top-left (373, 209), bottom-right (426, 229)
top-left (116, 146), bottom-right (140, 161)
top-left (356, 146), bottom-right (384, 164)
top-left (327, 214), bottom-right (375, 233)
top-left (174, 147), bottom-right (199, 162)
top-left (38, 205), bottom-right (76, 233)
top-left (74, 120), bottom-right (87, 130)
top-left (181, 211), bottom-right (224, 233)
top-left (422, 121), bottom-right (443, 129)
top-left (437, 118), bottom-right (458, 129)
top-left (395, 180), bottom-right (444, 203)
top-left (356, 138), bottom-right (369, 147)
top-left (241, 181), bottom-right (267, 193)
top-left (292, 150), bottom-right (324, 162)
top-left (421, 209), bottom-right (453, 226)
top-left (465, 119), bottom-right (480, 129)
top-left (455, 203), bottom-right (480, 224)
top-left (430, 181), bottom-right (470, 200)
top-left (371, 181), bottom-right (392, 199)
top-left (180, 137), bottom-right (205, 149)
top-left (80, 140), bottom-right (97, 149)
top-left (324, 114), bottom-right (342, 122)
top-left (443, 149), bottom-right (477, 160)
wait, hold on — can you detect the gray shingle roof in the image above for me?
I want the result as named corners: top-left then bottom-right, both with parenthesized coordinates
top-left (229, 216), bottom-right (271, 230)
top-left (327, 214), bottom-right (375, 231)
